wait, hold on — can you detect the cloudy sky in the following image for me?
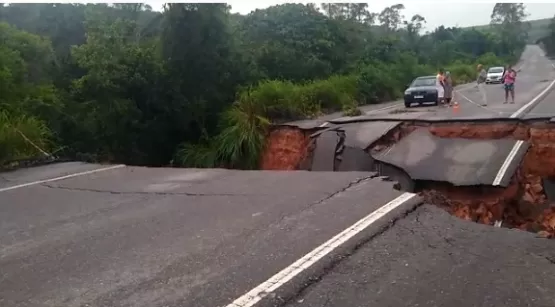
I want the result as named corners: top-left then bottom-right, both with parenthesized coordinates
top-left (150, 2), bottom-right (555, 31)
top-left (230, 1), bottom-right (555, 31)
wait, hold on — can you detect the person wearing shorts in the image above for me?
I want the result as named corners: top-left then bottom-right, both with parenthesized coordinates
top-left (503, 65), bottom-right (516, 104)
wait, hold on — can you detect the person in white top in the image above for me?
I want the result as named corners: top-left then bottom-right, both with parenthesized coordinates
top-left (476, 64), bottom-right (488, 106)
top-left (436, 69), bottom-right (445, 106)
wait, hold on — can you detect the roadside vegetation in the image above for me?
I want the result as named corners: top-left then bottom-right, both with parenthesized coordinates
top-left (0, 3), bottom-right (534, 168)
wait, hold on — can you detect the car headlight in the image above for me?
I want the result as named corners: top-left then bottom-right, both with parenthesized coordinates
top-left (404, 90), bottom-right (411, 95)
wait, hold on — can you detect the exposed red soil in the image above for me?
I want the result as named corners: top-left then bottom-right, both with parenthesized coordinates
top-left (419, 179), bottom-right (520, 225)
top-left (260, 126), bottom-right (313, 170)
top-left (417, 122), bottom-right (555, 237)
top-left (260, 121), bottom-right (555, 237)
top-left (428, 122), bottom-right (529, 139)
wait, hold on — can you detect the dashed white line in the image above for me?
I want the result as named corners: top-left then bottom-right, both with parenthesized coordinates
top-left (454, 89), bottom-right (498, 113)
top-left (492, 140), bottom-right (525, 186)
top-left (0, 164), bottom-right (126, 193)
top-left (226, 192), bottom-right (418, 307)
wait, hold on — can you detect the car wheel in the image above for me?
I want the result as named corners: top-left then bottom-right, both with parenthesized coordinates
top-left (433, 99), bottom-right (439, 106)
top-left (404, 102), bottom-right (411, 108)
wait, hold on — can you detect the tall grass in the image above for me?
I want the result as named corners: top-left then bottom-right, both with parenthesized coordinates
top-left (0, 111), bottom-right (52, 165)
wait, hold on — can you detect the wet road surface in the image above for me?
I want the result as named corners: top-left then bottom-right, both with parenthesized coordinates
top-left (3, 45), bottom-right (555, 307)
top-left (280, 205), bottom-right (555, 307)
top-left (328, 44), bottom-right (555, 123)
top-left (1, 165), bottom-right (415, 307)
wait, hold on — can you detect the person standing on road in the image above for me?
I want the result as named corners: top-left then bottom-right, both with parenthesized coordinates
top-left (476, 64), bottom-right (488, 106)
top-left (502, 65), bottom-right (517, 104)
top-left (444, 71), bottom-right (454, 107)
top-left (436, 69), bottom-right (446, 106)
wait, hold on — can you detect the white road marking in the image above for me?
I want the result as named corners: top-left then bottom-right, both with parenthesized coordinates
top-left (492, 61), bottom-right (555, 186)
top-left (366, 103), bottom-right (403, 113)
top-left (0, 164), bottom-right (126, 193)
top-left (492, 140), bottom-right (525, 186)
top-left (454, 89), bottom-right (499, 113)
top-left (318, 122), bottom-right (328, 127)
top-left (226, 192), bottom-right (418, 307)
top-left (510, 78), bottom-right (555, 118)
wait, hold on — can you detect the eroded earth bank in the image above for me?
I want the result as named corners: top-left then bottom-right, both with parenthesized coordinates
top-left (260, 120), bottom-right (555, 238)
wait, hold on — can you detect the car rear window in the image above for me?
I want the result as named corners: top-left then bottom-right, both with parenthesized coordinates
top-left (411, 78), bottom-right (436, 87)
top-left (488, 68), bottom-right (504, 73)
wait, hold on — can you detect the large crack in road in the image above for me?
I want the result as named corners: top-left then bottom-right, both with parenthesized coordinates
top-left (261, 119), bottom-right (555, 239)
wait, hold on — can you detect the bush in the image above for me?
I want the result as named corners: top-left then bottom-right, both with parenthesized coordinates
top-left (357, 64), bottom-right (400, 104)
top-left (0, 112), bottom-right (52, 165)
top-left (238, 80), bottom-right (302, 121)
top-left (446, 63), bottom-right (476, 85)
top-left (303, 75), bottom-right (358, 114)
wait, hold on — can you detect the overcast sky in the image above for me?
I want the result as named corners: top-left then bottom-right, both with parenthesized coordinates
top-left (149, 2), bottom-right (555, 31)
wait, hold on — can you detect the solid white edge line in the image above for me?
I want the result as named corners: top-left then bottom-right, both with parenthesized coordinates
top-left (226, 192), bottom-right (418, 307)
top-left (318, 122), bottom-right (328, 127)
top-left (0, 164), bottom-right (126, 193)
top-left (510, 75), bottom-right (555, 119)
top-left (492, 140), bottom-right (524, 186)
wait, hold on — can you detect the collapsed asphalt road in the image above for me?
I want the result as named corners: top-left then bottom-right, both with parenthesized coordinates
top-left (262, 44), bottom-right (555, 232)
top-left (2, 163), bottom-right (554, 307)
top-left (2, 44), bottom-right (555, 307)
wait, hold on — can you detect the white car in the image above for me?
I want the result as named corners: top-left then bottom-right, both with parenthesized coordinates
top-left (485, 66), bottom-right (505, 84)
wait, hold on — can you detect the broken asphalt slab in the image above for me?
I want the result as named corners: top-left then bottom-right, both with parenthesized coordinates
top-left (373, 128), bottom-right (529, 187)
top-left (278, 205), bottom-right (555, 307)
top-left (0, 165), bottom-right (420, 307)
top-left (340, 121), bottom-right (401, 149)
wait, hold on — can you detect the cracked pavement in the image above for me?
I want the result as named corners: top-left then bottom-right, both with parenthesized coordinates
top-left (0, 163), bottom-right (409, 307)
top-left (2, 156), bottom-right (555, 307)
top-left (282, 205), bottom-right (555, 307)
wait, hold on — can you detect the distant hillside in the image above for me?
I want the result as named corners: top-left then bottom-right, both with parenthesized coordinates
top-left (465, 17), bottom-right (552, 43)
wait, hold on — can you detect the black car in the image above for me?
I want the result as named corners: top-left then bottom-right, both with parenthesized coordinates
top-left (403, 75), bottom-right (439, 108)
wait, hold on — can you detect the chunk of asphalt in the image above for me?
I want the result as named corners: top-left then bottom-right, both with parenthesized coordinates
top-left (311, 131), bottom-right (341, 171)
top-left (309, 126), bottom-right (340, 139)
top-left (373, 128), bottom-right (529, 187)
top-left (339, 121), bottom-right (401, 150)
top-left (542, 177), bottom-right (555, 204)
top-left (375, 162), bottom-right (415, 192)
top-left (336, 146), bottom-right (375, 172)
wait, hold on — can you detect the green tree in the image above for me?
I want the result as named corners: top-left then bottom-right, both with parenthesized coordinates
top-left (490, 3), bottom-right (529, 56)
top-left (378, 4), bottom-right (405, 32)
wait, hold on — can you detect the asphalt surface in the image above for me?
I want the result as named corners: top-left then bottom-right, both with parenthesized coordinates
top-left (374, 128), bottom-right (529, 186)
top-left (3, 45), bottom-right (555, 307)
top-left (0, 162), bottom-right (113, 189)
top-left (328, 44), bottom-right (555, 123)
top-left (0, 164), bottom-right (412, 307)
top-left (281, 205), bottom-right (555, 307)
top-left (296, 44), bottom-right (555, 189)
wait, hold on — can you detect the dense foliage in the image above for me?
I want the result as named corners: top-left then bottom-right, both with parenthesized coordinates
top-left (0, 3), bottom-right (533, 168)
top-left (539, 14), bottom-right (555, 55)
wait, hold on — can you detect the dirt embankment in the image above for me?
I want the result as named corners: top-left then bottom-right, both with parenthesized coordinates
top-left (260, 121), bottom-right (555, 237)
top-left (260, 126), bottom-right (314, 170)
